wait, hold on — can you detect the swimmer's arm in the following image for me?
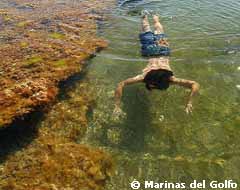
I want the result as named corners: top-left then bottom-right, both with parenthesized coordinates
top-left (171, 77), bottom-right (200, 113)
top-left (115, 75), bottom-right (144, 108)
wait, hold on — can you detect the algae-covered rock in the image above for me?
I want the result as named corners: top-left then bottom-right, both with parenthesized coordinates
top-left (0, 1), bottom-right (116, 189)
top-left (0, 81), bottom-right (114, 189)
top-left (0, 0), bottom-right (112, 127)
top-left (1, 143), bottom-right (114, 190)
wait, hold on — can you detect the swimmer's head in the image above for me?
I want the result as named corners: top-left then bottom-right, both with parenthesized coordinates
top-left (144, 69), bottom-right (173, 91)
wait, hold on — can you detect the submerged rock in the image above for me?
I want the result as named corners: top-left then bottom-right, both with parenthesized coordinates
top-left (0, 64), bottom-right (114, 190)
top-left (0, 1), bottom-right (115, 190)
top-left (0, 0), bottom-right (110, 127)
top-left (1, 142), bottom-right (114, 190)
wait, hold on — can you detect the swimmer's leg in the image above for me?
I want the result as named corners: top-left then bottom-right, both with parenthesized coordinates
top-left (153, 15), bottom-right (164, 34)
top-left (142, 15), bottom-right (151, 32)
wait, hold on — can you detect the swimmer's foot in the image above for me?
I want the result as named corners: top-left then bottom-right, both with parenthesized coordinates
top-left (141, 10), bottom-right (151, 17)
top-left (153, 14), bottom-right (160, 21)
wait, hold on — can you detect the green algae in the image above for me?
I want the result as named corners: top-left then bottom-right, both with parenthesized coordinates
top-left (17, 21), bottom-right (28, 27)
top-left (25, 55), bottom-right (43, 65)
top-left (49, 32), bottom-right (65, 40)
top-left (53, 59), bottom-right (66, 67)
top-left (3, 15), bottom-right (12, 22)
top-left (20, 42), bottom-right (28, 48)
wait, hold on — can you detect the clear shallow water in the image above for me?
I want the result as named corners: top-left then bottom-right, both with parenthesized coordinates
top-left (54, 0), bottom-right (240, 189)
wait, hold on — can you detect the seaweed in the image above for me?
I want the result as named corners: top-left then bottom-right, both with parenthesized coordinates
top-left (49, 32), bottom-right (65, 40)
top-left (0, 0), bottom-right (115, 189)
top-left (0, 0), bottom-right (111, 126)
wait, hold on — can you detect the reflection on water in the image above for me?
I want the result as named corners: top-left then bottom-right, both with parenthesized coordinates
top-left (79, 0), bottom-right (240, 189)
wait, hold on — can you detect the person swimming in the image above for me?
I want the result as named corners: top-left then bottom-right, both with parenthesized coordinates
top-left (114, 12), bottom-right (200, 117)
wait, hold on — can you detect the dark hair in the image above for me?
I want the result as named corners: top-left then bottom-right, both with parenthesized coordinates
top-left (143, 69), bottom-right (173, 91)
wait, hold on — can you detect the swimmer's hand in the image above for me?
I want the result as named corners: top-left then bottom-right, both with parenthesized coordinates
top-left (113, 106), bottom-right (126, 121)
top-left (185, 102), bottom-right (193, 114)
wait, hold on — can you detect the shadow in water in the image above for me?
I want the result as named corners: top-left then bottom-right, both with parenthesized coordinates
top-left (0, 67), bottom-right (90, 164)
top-left (57, 68), bottom-right (89, 101)
top-left (98, 85), bottom-right (150, 153)
top-left (0, 111), bottom-right (42, 164)
top-left (120, 86), bottom-right (150, 152)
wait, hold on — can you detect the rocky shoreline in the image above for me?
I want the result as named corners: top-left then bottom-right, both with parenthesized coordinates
top-left (0, 0), bottom-right (110, 127)
top-left (0, 0), bottom-right (115, 189)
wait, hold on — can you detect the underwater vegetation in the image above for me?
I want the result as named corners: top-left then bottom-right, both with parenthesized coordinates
top-left (1, 141), bottom-right (113, 190)
top-left (0, 80), bottom-right (114, 190)
top-left (0, 0), bottom-right (111, 127)
top-left (0, 0), bottom-right (115, 189)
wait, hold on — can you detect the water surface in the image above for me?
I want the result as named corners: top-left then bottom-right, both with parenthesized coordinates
top-left (78, 0), bottom-right (240, 189)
